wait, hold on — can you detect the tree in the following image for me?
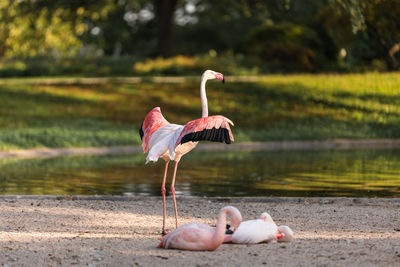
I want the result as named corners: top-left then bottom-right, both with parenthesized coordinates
top-left (153, 0), bottom-right (179, 56)
top-left (0, 0), bottom-right (151, 58)
top-left (336, 0), bottom-right (400, 70)
top-left (0, 0), bottom-right (83, 58)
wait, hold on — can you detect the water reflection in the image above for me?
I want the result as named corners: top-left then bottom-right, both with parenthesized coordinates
top-left (0, 149), bottom-right (399, 197)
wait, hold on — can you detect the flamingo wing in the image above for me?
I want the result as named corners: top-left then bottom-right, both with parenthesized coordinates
top-left (140, 107), bottom-right (169, 153)
top-left (159, 223), bottom-right (215, 251)
top-left (174, 115), bottom-right (234, 149)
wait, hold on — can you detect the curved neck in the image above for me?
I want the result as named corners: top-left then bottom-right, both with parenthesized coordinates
top-left (210, 207), bottom-right (237, 250)
top-left (200, 76), bottom-right (208, 118)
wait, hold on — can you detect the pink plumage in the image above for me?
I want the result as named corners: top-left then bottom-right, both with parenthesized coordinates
top-left (174, 115), bottom-right (234, 149)
top-left (140, 107), bottom-right (169, 153)
top-left (139, 70), bottom-right (234, 235)
top-left (158, 206), bottom-right (242, 251)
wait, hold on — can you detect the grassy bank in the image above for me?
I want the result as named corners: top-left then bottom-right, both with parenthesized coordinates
top-left (0, 72), bottom-right (399, 150)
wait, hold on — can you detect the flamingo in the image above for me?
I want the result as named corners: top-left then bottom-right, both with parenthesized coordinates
top-left (224, 212), bottom-right (294, 244)
top-left (158, 206), bottom-right (242, 251)
top-left (276, 225), bottom-right (294, 242)
top-left (139, 70), bottom-right (234, 235)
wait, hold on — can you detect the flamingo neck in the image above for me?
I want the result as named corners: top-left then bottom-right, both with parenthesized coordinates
top-left (200, 76), bottom-right (208, 118)
top-left (209, 207), bottom-right (235, 250)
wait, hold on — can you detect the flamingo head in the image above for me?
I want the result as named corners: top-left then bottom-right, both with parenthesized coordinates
top-left (277, 225), bottom-right (294, 242)
top-left (202, 70), bottom-right (225, 83)
top-left (260, 212), bottom-right (274, 223)
top-left (222, 206), bottom-right (242, 230)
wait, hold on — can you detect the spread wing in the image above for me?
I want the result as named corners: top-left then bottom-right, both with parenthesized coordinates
top-left (140, 107), bottom-right (169, 153)
top-left (174, 115), bottom-right (234, 149)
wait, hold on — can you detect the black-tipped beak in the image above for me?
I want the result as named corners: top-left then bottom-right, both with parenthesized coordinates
top-left (222, 77), bottom-right (225, 84)
top-left (225, 224), bottom-right (233, 234)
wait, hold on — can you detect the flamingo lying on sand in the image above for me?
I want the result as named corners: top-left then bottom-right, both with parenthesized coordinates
top-left (158, 206), bottom-right (242, 250)
top-left (224, 212), bottom-right (294, 244)
top-left (139, 70), bottom-right (235, 235)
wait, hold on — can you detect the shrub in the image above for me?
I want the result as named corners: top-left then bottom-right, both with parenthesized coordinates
top-left (237, 22), bottom-right (335, 72)
top-left (132, 52), bottom-right (259, 76)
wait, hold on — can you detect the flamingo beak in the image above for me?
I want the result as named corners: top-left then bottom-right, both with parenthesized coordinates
top-left (215, 73), bottom-right (224, 83)
top-left (276, 233), bottom-right (284, 239)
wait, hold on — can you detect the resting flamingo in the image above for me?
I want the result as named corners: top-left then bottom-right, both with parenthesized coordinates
top-left (224, 212), bottom-right (294, 244)
top-left (158, 206), bottom-right (242, 250)
top-left (139, 70), bottom-right (234, 235)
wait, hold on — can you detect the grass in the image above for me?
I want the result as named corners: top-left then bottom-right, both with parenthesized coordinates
top-left (0, 72), bottom-right (399, 150)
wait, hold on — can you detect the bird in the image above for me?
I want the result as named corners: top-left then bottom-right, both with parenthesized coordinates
top-left (276, 225), bottom-right (294, 242)
top-left (139, 70), bottom-right (235, 235)
top-left (224, 212), bottom-right (294, 244)
top-left (158, 206), bottom-right (242, 251)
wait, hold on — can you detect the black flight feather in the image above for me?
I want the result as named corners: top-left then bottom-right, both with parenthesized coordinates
top-left (139, 123), bottom-right (144, 140)
top-left (180, 127), bottom-right (232, 145)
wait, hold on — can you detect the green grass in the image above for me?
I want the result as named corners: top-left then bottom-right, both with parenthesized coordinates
top-left (0, 72), bottom-right (399, 150)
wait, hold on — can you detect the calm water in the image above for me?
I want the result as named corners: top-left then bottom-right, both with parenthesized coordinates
top-left (0, 149), bottom-right (399, 197)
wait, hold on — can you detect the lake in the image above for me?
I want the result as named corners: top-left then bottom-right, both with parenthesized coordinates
top-left (0, 149), bottom-right (399, 197)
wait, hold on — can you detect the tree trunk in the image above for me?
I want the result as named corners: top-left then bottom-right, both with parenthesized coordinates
top-left (365, 21), bottom-right (399, 71)
top-left (387, 42), bottom-right (400, 70)
top-left (153, 0), bottom-right (178, 56)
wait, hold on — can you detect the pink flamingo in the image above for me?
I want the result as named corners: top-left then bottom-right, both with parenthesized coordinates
top-left (158, 206), bottom-right (242, 251)
top-left (224, 212), bottom-right (294, 244)
top-left (139, 70), bottom-right (234, 235)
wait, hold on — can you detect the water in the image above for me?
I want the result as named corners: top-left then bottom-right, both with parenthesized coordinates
top-left (0, 149), bottom-right (399, 197)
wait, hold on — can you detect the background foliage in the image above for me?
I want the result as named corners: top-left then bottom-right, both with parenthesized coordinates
top-left (0, 0), bottom-right (399, 76)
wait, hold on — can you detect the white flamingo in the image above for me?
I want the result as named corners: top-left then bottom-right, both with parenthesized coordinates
top-left (224, 212), bottom-right (294, 244)
top-left (139, 70), bottom-right (235, 235)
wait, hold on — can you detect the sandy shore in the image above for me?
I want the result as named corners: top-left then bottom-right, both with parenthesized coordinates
top-left (0, 196), bottom-right (399, 266)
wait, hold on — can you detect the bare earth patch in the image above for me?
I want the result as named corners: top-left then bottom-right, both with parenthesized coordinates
top-left (0, 196), bottom-right (399, 266)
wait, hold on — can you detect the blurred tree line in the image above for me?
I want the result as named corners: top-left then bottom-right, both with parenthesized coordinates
top-left (0, 0), bottom-right (399, 75)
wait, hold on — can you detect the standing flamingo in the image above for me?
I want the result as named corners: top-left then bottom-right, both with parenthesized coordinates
top-left (158, 206), bottom-right (242, 251)
top-left (224, 212), bottom-right (294, 244)
top-left (139, 70), bottom-right (234, 235)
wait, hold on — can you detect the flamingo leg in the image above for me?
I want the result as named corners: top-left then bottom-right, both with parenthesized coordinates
top-left (161, 160), bottom-right (169, 235)
top-left (171, 161), bottom-right (179, 229)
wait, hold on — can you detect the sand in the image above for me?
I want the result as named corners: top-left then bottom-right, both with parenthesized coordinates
top-left (0, 196), bottom-right (399, 266)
